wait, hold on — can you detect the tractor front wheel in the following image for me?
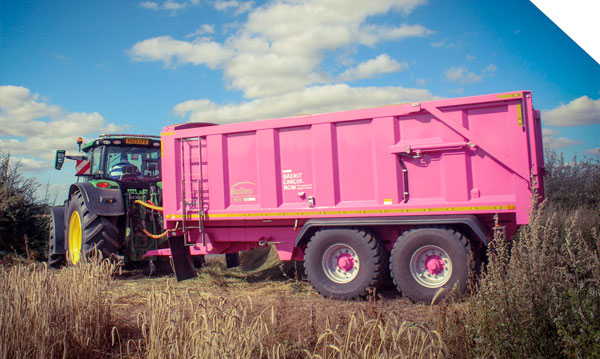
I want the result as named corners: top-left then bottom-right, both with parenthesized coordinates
top-left (65, 190), bottom-right (120, 264)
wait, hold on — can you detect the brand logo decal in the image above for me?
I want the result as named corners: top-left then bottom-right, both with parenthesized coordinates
top-left (230, 182), bottom-right (257, 203)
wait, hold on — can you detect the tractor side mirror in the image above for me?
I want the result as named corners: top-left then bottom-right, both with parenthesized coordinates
top-left (55, 150), bottom-right (66, 170)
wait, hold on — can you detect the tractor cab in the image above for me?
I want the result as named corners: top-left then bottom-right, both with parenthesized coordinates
top-left (56, 134), bottom-right (162, 184)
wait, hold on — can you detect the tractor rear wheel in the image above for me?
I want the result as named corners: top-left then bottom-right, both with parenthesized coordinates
top-left (65, 190), bottom-right (120, 264)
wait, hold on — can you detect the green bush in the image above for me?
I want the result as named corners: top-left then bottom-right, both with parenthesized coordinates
top-left (0, 152), bottom-right (49, 259)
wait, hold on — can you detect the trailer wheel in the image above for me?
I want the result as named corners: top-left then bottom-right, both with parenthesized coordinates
top-left (390, 228), bottom-right (470, 303)
top-left (66, 190), bottom-right (120, 264)
top-left (305, 229), bottom-right (386, 299)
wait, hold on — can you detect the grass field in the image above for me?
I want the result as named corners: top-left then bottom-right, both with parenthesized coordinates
top-left (1, 201), bottom-right (598, 358)
top-left (0, 246), bottom-right (448, 359)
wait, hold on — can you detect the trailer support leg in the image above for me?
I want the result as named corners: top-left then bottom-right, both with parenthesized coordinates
top-left (168, 236), bottom-right (197, 281)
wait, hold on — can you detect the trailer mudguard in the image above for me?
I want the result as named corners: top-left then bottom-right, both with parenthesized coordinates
top-left (49, 206), bottom-right (66, 254)
top-left (168, 236), bottom-right (198, 281)
top-left (294, 215), bottom-right (492, 247)
top-left (69, 182), bottom-right (125, 216)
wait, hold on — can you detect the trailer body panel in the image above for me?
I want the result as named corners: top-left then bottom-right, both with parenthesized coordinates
top-left (160, 91), bottom-right (544, 258)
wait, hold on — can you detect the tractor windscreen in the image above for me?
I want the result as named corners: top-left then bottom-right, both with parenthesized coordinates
top-left (105, 146), bottom-right (161, 182)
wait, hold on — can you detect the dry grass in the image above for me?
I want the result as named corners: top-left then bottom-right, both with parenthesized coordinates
top-left (4, 199), bottom-right (597, 358)
top-left (0, 248), bottom-right (434, 359)
top-left (0, 255), bottom-right (118, 359)
top-left (306, 312), bottom-right (446, 359)
top-left (120, 281), bottom-right (442, 359)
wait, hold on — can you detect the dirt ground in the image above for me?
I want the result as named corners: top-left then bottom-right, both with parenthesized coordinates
top-left (106, 248), bottom-right (434, 343)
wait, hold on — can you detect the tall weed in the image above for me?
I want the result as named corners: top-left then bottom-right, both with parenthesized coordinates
top-left (543, 149), bottom-right (600, 209)
top-left (438, 200), bottom-right (600, 358)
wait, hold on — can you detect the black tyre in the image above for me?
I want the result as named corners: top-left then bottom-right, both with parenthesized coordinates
top-left (390, 227), bottom-right (470, 303)
top-left (156, 257), bottom-right (174, 275)
top-left (65, 190), bottom-right (120, 264)
top-left (48, 209), bottom-right (66, 268)
top-left (305, 229), bottom-right (386, 299)
top-left (193, 255), bottom-right (205, 269)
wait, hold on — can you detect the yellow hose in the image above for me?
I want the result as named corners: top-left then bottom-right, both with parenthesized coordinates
top-left (142, 228), bottom-right (169, 239)
top-left (134, 200), bottom-right (163, 212)
top-left (134, 200), bottom-right (168, 238)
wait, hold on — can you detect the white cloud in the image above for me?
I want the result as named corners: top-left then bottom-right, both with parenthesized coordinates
top-left (0, 85), bottom-right (124, 170)
top-left (128, 36), bottom-right (234, 69)
top-left (541, 128), bottom-right (584, 149)
top-left (358, 24), bottom-right (433, 45)
top-left (584, 147), bottom-right (600, 156)
top-left (448, 88), bottom-right (464, 95)
top-left (543, 96), bottom-right (600, 127)
top-left (55, 53), bottom-right (73, 63)
top-left (444, 64), bottom-right (497, 85)
top-left (140, 1), bottom-right (159, 10)
top-left (173, 84), bottom-right (437, 124)
top-left (128, 0), bottom-right (432, 98)
top-left (224, 52), bottom-right (323, 98)
top-left (444, 66), bottom-right (482, 84)
top-left (483, 63), bottom-right (497, 75)
top-left (214, 0), bottom-right (254, 15)
top-left (430, 39), bottom-right (454, 49)
top-left (416, 78), bottom-right (427, 86)
top-left (139, 0), bottom-right (198, 12)
top-left (12, 157), bottom-right (47, 172)
top-left (214, 0), bottom-right (239, 10)
top-left (339, 54), bottom-right (407, 81)
top-left (185, 24), bottom-right (216, 39)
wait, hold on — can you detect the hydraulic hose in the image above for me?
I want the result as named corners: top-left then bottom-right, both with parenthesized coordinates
top-left (142, 228), bottom-right (169, 239)
top-left (134, 200), bottom-right (163, 212)
top-left (134, 200), bottom-right (168, 238)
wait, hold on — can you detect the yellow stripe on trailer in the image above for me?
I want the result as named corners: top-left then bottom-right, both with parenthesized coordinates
top-left (164, 204), bottom-right (517, 220)
top-left (498, 92), bottom-right (522, 99)
top-left (516, 103), bottom-right (524, 127)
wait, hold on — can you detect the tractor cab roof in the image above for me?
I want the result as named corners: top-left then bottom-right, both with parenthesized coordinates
top-left (82, 134), bottom-right (161, 152)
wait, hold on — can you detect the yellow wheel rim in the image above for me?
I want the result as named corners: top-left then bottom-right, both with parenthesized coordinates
top-left (68, 211), bottom-right (82, 264)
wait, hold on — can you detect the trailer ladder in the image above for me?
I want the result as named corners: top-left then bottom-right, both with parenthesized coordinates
top-left (180, 136), bottom-right (208, 246)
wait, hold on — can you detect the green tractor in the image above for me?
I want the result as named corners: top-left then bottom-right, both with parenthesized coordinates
top-left (49, 134), bottom-right (169, 270)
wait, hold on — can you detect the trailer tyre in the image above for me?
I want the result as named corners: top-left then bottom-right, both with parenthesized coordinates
top-left (66, 190), bottom-right (120, 264)
top-left (390, 228), bottom-right (470, 303)
top-left (305, 229), bottom-right (385, 299)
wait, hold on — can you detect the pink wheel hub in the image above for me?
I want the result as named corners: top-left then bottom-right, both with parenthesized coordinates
top-left (337, 253), bottom-right (355, 272)
top-left (322, 243), bottom-right (360, 283)
top-left (409, 245), bottom-right (452, 288)
top-left (424, 255), bottom-right (444, 275)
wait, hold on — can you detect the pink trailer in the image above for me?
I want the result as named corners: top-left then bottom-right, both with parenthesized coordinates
top-left (157, 90), bottom-right (544, 302)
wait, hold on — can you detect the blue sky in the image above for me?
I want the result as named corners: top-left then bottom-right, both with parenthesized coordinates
top-left (1, 0), bottom-right (598, 200)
